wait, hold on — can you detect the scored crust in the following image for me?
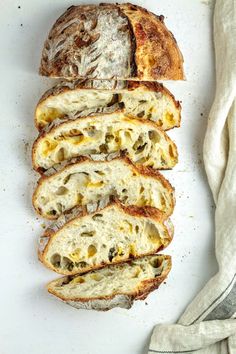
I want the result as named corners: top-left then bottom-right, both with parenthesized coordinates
top-left (120, 3), bottom-right (184, 80)
top-left (47, 254), bottom-right (172, 311)
top-left (39, 3), bottom-right (184, 80)
top-left (35, 79), bottom-right (181, 131)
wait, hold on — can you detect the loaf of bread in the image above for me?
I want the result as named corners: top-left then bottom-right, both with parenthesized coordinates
top-left (47, 254), bottom-right (171, 310)
top-left (32, 112), bottom-right (178, 172)
top-left (39, 202), bottom-right (173, 275)
top-left (33, 157), bottom-right (175, 220)
top-left (35, 80), bottom-right (181, 131)
top-left (39, 3), bottom-right (184, 81)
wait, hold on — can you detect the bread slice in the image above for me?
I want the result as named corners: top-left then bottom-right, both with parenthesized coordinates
top-left (39, 202), bottom-right (173, 275)
top-left (32, 157), bottom-right (175, 220)
top-left (35, 80), bottom-right (181, 131)
top-left (47, 254), bottom-right (171, 310)
top-left (32, 112), bottom-right (178, 172)
top-left (39, 3), bottom-right (184, 81)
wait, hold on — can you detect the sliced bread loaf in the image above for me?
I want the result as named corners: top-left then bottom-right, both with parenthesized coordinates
top-left (39, 202), bottom-right (173, 275)
top-left (35, 80), bottom-right (181, 131)
top-left (32, 112), bottom-right (178, 172)
top-left (33, 157), bottom-right (175, 219)
top-left (47, 254), bottom-right (171, 310)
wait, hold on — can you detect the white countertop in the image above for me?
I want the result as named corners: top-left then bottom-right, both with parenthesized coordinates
top-left (0, 1), bottom-right (217, 353)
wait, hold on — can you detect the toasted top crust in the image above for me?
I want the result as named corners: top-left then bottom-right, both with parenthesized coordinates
top-left (35, 79), bottom-right (181, 130)
top-left (39, 3), bottom-right (184, 80)
top-left (120, 3), bottom-right (184, 80)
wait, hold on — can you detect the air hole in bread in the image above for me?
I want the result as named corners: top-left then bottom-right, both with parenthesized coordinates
top-left (56, 202), bottom-right (63, 213)
top-left (105, 134), bottom-right (114, 143)
top-left (88, 245), bottom-right (97, 257)
top-left (169, 145), bottom-right (175, 158)
top-left (135, 157), bottom-right (146, 164)
top-left (129, 244), bottom-right (136, 257)
top-left (75, 261), bottom-right (88, 268)
top-left (84, 125), bottom-right (96, 137)
top-left (161, 196), bottom-right (166, 207)
top-left (145, 223), bottom-right (161, 243)
top-left (149, 257), bottom-right (162, 269)
top-left (69, 248), bottom-right (81, 261)
top-left (40, 196), bottom-right (49, 205)
top-left (107, 94), bottom-right (119, 107)
top-left (135, 143), bottom-right (147, 154)
top-left (55, 186), bottom-right (68, 195)
top-left (95, 170), bottom-right (105, 176)
top-left (99, 144), bottom-right (108, 153)
top-left (132, 135), bottom-right (144, 151)
top-left (108, 247), bottom-right (117, 262)
top-left (140, 186), bottom-right (144, 193)
top-left (71, 276), bottom-right (85, 284)
top-left (137, 111), bottom-right (145, 118)
top-left (92, 213), bottom-right (103, 221)
top-left (90, 274), bottom-right (103, 281)
top-left (148, 130), bottom-right (160, 143)
top-left (51, 253), bottom-right (61, 268)
top-left (80, 231), bottom-right (95, 237)
top-left (131, 266), bottom-right (141, 278)
top-left (48, 209), bottom-right (57, 216)
top-left (62, 256), bottom-right (74, 271)
top-left (121, 195), bottom-right (129, 203)
top-left (165, 112), bottom-right (174, 123)
top-left (118, 102), bottom-right (125, 109)
top-left (119, 220), bottom-right (133, 232)
top-left (56, 147), bottom-right (65, 162)
top-left (63, 174), bottom-right (72, 184)
top-left (135, 225), bottom-right (139, 233)
top-left (77, 193), bottom-right (83, 204)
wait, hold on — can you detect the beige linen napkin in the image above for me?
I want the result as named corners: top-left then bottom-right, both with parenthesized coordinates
top-left (148, 0), bottom-right (236, 352)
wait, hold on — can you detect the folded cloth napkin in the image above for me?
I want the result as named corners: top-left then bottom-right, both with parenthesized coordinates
top-left (148, 0), bottom-right (236, 353)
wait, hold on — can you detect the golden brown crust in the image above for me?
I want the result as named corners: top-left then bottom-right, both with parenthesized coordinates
top-left (47, 255), bottom-right (171, 303)
top-left (32, 156), bottom-right (175, 220)
top-left (120, 3), bottom-right (184, 80)
top-left (39, 3), bottom-right (184, 80)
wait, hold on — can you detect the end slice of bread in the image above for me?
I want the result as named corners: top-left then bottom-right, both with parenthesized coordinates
top-left (39, 202), bottom-right (173, 275)
top-left (32, 112), bottom-right (178, 172)
top-left (32, 157), bottom-right (175, 220)
top-left (35, 80), bottom-right (181, 131)
top-left (47, 254), bottom-right (171, 311)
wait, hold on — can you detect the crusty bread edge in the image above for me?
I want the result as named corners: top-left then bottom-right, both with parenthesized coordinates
top-left (32, 111), bottom-right (178, 171)
top-left (119, 3), bottom-right (185, 80)
top-left (32, 156), bottom-right (175, 220)
top-left (47, 255), bottom-right (172, 310)
top-left (38, 200), bottom-right (173, 275)
top-left (35, 80), bottom-right (181, 130)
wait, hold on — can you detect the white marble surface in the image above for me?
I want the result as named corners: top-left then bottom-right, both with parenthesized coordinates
top-left (0, 1), bottom-right (217, 353)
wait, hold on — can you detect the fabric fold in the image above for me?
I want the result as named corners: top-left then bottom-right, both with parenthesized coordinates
top-left (148, 0), bottom-right (236, 352)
